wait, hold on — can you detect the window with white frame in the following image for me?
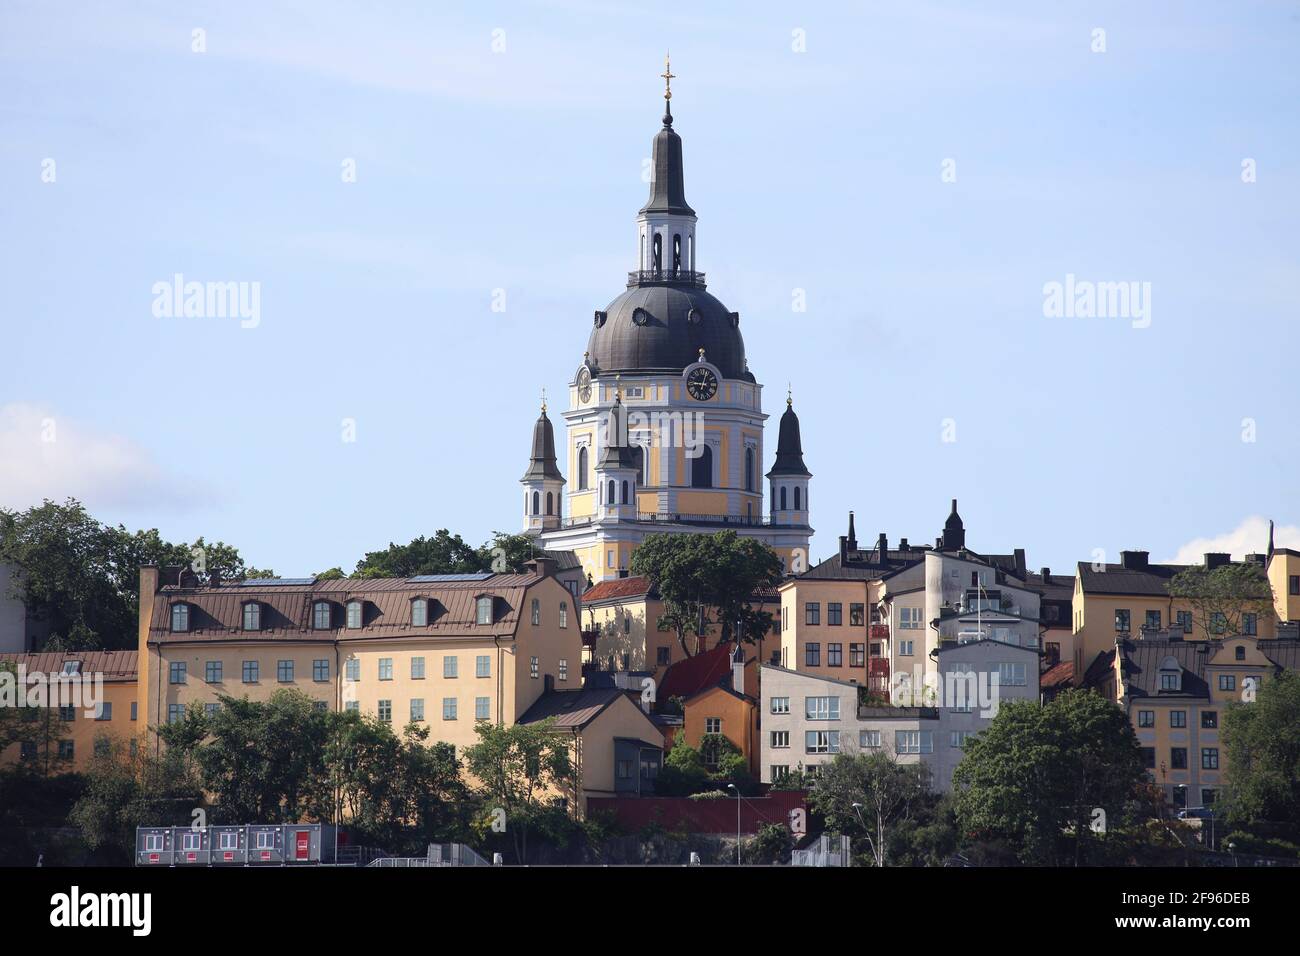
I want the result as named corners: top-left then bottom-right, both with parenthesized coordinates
top-left (705, 717), bottom-right (721, 734)
top-left (804, 696), bottom-right (840, 720)
top-left (444, 656), bottom-right (458, 679)
top-left (899, 606), bottom-right (923, 629)
top-left (805, 730), bottom-right (840, 754)
top-left (476, 596), bottom-right (493, 625)
top-left (860, 729), bottom-right (881, 748)
top-left (895, 730), bottom-right (933, 754)
top-left (770, 731), bottom-right (789, 749)
top-left (996, 662), bottom-right (1027, 686)
top-left (476, 655), bottom-right (491, 678)
top-left (770, 696), bottom-right (789, 714)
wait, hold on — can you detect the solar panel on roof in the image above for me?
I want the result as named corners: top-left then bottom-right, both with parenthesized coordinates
top-left (239, 577), bottom-right (316, 587)
top-left (407, 572), bottom-right (494, 583)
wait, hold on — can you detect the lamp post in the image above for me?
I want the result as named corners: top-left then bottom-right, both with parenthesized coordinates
top-left (852, 802), bottom-right (867, 867)
top-left (727, 783), bottom-right (741, 865)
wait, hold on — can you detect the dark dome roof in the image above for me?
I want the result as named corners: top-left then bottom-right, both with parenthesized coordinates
top-left (586, 283), bottom-right (751, 381)
top-left (521, 409), bottom-right (563, 482)
top-left (767, 400), bottom-right (810, 477)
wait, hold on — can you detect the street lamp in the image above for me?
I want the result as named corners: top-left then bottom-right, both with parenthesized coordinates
top-left (726, 784), bottom-right (741, 865)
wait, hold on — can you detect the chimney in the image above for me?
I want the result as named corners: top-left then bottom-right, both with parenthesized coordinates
top-left (899, 537), bottom-right (909, 550)
top-left (1245, 553), bottom-right (1266, 567)
top-left (1204, 552), bottom-right (1230, 571)
top-left (731, 643), bottom-right (746, 695)
top-left (876, 533), bottom-right (888, 559)
top-left (846, 511), bottom-right (858, 551)
top-left (544, 674), bottom-right (555, 692)
top-left (1040, 567), bottom-right (1051, 580)
top-left (209, 569), bottom-right (222, 588)
top-left (1013, 549), bottom-right (1026, 577)
top-left (1119, 550), bottom-right (1149, 570)
top-left (526, 557), bottom-right (556, 578)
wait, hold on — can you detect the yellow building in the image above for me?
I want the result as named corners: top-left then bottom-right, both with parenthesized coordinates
top-left (519, 74), bottom-right (814, 584)
top-left (1267, 545), bottom-right (1300, 625)
top-left (1072, 551), bottom-right (1278, 684)
top-left (0, 650), bottom-right (141, 772)
top-left (1093, 634), bottom-right (1300, 809)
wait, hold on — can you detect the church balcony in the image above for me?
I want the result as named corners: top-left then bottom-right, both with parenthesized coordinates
top-left (560, 511), bottom-right (806, 530)
top-left (627, 269), bottom-right (707, 289)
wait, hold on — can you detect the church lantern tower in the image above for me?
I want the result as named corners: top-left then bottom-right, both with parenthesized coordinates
top-left (520, 399), bottom-right (565, 533)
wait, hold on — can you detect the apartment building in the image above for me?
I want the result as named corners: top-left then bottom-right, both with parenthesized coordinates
top-left (1091, 634), bottom-right (1300, 809)
top-left (759, 638), bottom-right (1040, 791)
top-left (1071, 550), bottom-right (1279, 684)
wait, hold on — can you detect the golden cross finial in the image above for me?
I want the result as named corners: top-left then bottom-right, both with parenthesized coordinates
top-left (787, 383), bottom-right (793, 407)
top-left (541, 386), bottom-right (547, 413)
top-left (661, 52), bottom-right (675, 100)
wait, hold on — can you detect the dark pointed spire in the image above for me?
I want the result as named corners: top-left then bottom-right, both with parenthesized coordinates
top-left (521, 402), bottom-right (563, 481)
top-left (598, 391), bottom-right (638, 470)
top-left (767, 392), bottom-right (810, 477)
top-left (942, 498), bottom-right (965, 550)
top-left (640, 54), bottom-right (694, 217)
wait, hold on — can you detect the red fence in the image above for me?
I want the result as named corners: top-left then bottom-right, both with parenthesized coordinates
top-left (587, 791), bottom-right (807, 835)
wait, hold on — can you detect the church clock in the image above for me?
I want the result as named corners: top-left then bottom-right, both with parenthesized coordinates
top-left (686, 366), bottom-right (717, 401)
top-left (576, 366), bottom-right (592, 403)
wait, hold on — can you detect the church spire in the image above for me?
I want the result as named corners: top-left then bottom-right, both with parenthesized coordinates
top-left (639, 56), bottom-right (694, 219)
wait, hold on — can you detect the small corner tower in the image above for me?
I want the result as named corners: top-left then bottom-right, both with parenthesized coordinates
top-left (596, 387), bottom-right (639, 522)
top-left (767, 389), bottom-right (811, 527)
top-left (521, 395), bottom-right (565, 533)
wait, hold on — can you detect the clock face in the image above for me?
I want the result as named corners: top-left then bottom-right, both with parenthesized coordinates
top-left (576, 367), bottom-right (592, 403)
top-left (686, 366), bottom-right (718, 401)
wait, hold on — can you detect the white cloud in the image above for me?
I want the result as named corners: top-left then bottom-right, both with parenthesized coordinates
top-left (0, 403), bottom-right (200, 513)
top-left (1165, 516), bottom-right (1300, 565)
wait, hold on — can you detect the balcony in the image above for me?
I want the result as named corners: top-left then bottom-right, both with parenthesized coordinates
top-left (561, 512), bottom-right (807, 530)
top-left (580, 629), bottom-right (600, 649)
top-left (627, 269), bottom-right (707, 289)
top-left (869, 624), bottom-right (889, 640)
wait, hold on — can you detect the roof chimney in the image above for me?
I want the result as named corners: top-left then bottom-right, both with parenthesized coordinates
top-left (1013, 549), bottom-right (1026, 577)
top-left (846, 511), bottom-right (857, 551)
top-left (731, 644), bottom-right (746, 695)
top-left (876, 533), bottom-right (888, 560)
top-left (1040, 566), bottom-right (1051, 580)
top-left (899, 537), bottom-right (909, 550)
top-left (1204, 552), bottom-right (1230, 571)
top-left (526, 556), bottom-right (556, 578)
top-left (1119, 550), bottom-right (1149, 570)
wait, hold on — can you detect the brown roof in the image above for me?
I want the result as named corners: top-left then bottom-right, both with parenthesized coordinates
top-left (1040, 660), bottom-right (1074, 689)
top-left (582, 576), bottom-right (657, 604)
top-left (150, 572), bottom-right (548, 643)
top-left (0, 650), bottom-right (138, 681)
top-left (517, 687), bottom-right (631, 729)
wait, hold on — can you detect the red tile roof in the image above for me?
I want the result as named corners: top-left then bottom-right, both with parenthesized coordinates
top-left (1040, 660), bottom-right (1074, 689)
top-left (582, 576), bottom-right (656, 604)
top-left (658, 643), bottom-right (737, 701)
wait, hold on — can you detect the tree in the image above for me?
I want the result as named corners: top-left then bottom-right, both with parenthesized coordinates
top-left (630, 531), bottom-right (783, 658)
top-left (806, 750), bottom-right (930, 867)
top-left (1169, 563), bottom-right (1274, 640)
top-left (953, 690), bottom-right (1146, 865)
top-left (1222, 670), bottom-right (1300, 838)
top-left (352, 530), bottom-right (537, 578)
top-left (462, 718), bottom-right (574, 864)
top-left (745, 823), bottom-right (794, 865)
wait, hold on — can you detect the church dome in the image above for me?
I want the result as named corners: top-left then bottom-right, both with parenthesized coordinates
top-left (586, 282), bottom-right (752, 381)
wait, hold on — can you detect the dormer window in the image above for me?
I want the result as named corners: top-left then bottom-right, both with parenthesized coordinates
top-left (61, 660), bottom-right (82, 676)
top-left (411, 598), bottom-right (428, 628)
top-left (1235, 645), bottom-right (1246, 661)
top-left (1158, 656), bottom-right (1181, 692)
top-left (346, 601), bottom-right (363, 629)
top-left (242, 601), bottom-right (262, 632)
top-left (312, 601), bottom-right (331, 630)
top-left (170, 603), bottom-right (190, 633)
top-left (476, 596), bottom-right (494, 626)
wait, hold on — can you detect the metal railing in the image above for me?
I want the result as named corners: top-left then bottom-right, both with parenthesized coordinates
top-left (561, 512), bottom-right (804, 530)
top-left (627, 269), bottom-right (707, 288)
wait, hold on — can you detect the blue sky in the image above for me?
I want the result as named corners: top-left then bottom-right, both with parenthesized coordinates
top-left (2, 1), bottom-right (1297, 575)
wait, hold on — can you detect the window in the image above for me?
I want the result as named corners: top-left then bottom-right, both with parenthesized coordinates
top-left (476, 655), bottom-right (490, 678)
top-left (243, 602), bottom-right (261, 631)
top-left (1202, 789), bottom-right (1217, 806)
top-left (559, 602), bottom-right (568, 628)
top-left (895, 731), bottom-right (933, 755)
top-left (475, 697), bottom-right (490, 721)
top-left (899, 607), bottom-right (923, 630)
top-left (378, 700), bottom-right (392, 723)
top-left (345, 701), bottom-right (359, 713)
top-left (1235, 646), bottom-right (1246, 661)
top-left (531, 598), bottom-right (540, 626)
top-left (1141, 747), bottom-right (1156, 769)
top-left (705, 717), bottom-right (722, 735)
top-left (805, 642), bottom-right (821, 667)
top-left (530, 656), bottom-right (539, 679)
top-left (827, 643), bottom-right (843, 667)
top-left (1202, 711), bottom-right (1218, 729)
top-left (313, 602), bottom-right (331, 629)
top-left (771, 696), bottom-right (789, 714)
top-left (559, 659), bottom-right (568, 681)
top-left (57, 740), bottom-right (74, 759)
top-left (898, 640), bottom-right (914, 656)
top-left (346, 601), bottom-right (363, 629)
top-left (144, 833), bottom-right (165, 852)
top-left (95, 701), bottom-right (112, 721)
top-left (781, 606), bottom-right (787, 632)
top-left (691, 444), bottom-right (713, 488)
top-left (860, 730), bottom-right (882, 749)
top-left (1170, 747), bottom-right (1187, 770)
top-left (770, 731), bottom-right (790, 749)
top-left (409, 656), bottom-right (425, 680)
top-left (744, 447), bottom-right (755, 492)
top-left (1145, 610), bottom-right (1161, 630)
top-left (1218, 674), bottom-right (1236, 691)
top-left (1243, 613), bottom-right (1257, 636)
top-left (1202, 748), bottom-right (1219, 770)
top-left (577, 446), bottom-right (589, 490)
top-left (827, 603), bottom-right (842, 626)
top-left (277, 660), bottom-right (294, 683)
top-left (1160, 673), bottom-right (1179, 691)
top-left (1211, 612), bottom-right (1227, 635)
top-left (411, 598), bottom-right (428, 627)
top-left (410, 698), bottom-right (425, 722)
top-left (849, 603), bottom-right (865, 627)
top-left (1291, 574), bottom-right (1300, 596)
top-left (379, 658), bottom-right (393, 681)
top-left (1174, 610), bottom-right (1192, 634)
top-left (805, 602), bottom-right (820, 626)
top-left (770, 765), bottom-right (789, 783)
top-left (167, 704), bottom-right (184, 724)
top-left (779, 486), bottom-right (787, 511)
top-left (170, 603), bottom-right (190, 632)
top-left (255, 830), bottom-right (275, 850)
top-left (442, 698), bottom-right (457, 720)
top-left (1170, 710), bottom-right (1187, 728)
top-left (444, 656), bottom-right (458, 679)
top-left (1137, 710), bottom-right (1154, 728)
top-left (219, 831), bottom-right (238, 850)
top-left (313, 659), bottom-right (329, 682)
top-left (996, 662), bottom-right (1027, 687)
top-left (950, 731), bottom-right (974, 748)
top-left (131, 701), bottom-right (137, 721)
top-left (205, 661), bottom-right (222, 684)
top-left (805, 730), bottom-right (840, 754)
top-left (476, 596), bottom-right (493, 625)
top-left (794, 487), bottom-right (801, 510)
top-left (169, 662), bottom-right (186, 685)
top-left (657, 646), bottom-right (670, 666)
top-left (1114, 609), bottom-right (1130, 632)
top-left (805, 696), bottom-right (840, 720)
top-left (616, 759), bottom-right (633, 780)
top-left (242, 660), bottom-right (258, 683)
top-left (849, 643), bottom-right (865, 667)
top-left (205, 702), bottom-right (221, 717)
top-left (345, 658), bottom-right (360, 681)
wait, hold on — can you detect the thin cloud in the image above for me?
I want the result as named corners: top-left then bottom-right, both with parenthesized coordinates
top-left (1164, 516), bottom-right (1300, 564)
top-left (0, 403), bottom-right (204, 513)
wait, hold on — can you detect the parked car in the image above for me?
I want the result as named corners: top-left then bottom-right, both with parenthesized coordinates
top-left (1177, 807), bottom-right (1216, 821)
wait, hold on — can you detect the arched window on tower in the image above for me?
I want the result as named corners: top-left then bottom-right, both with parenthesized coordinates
top-left (673, 234), bottom-right (682, 273)
top-left (780, 486), bottom-right (788, 511)
top-left (691, 445), bottom-right (713, 489)
top-left (621, 480), bottom-right (629, 504)
top-left (794, 487), bottom-right (801, 511)
top-left (652, 233), bottom-right (662, 273)
top-left (632, 445), bottom-right (646, 487)
top-left (532, 491), bottom-right (540, 515)
top-left (608, 480), bottom-right (616, 504)
top-left (744, 448), bottom-right (754, 492)
top-left (577, 446), bottom-right (589, 490)
top-left (546, 492), bottom-right (553, 516)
